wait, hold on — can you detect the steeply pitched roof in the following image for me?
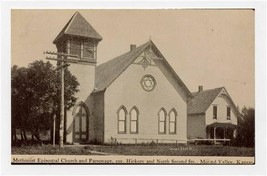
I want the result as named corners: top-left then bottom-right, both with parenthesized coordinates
top-left (188, 87), bottom-right (224, 114)
top-left (53, 11), bottom-right (102, 44)
top-left (94, 41), bottom-right (150, 92)
top-left (94, 40), bottom-right (192, 98)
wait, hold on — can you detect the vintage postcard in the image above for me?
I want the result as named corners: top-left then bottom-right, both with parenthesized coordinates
top-left (11, 9), bottom-right (255, 165)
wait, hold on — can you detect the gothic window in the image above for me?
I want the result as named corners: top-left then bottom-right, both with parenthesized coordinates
top-left (169, 109), bottom-right (177, 134)
top-left (158, 108), bottom-right (167, 134)
top-left (130, 107), bottom-right (139, 134)
top-left (117, 106), bottom-right (127, 134)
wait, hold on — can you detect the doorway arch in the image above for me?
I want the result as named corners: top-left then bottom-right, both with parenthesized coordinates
top-left (72, 102), bottom-right (89, 143)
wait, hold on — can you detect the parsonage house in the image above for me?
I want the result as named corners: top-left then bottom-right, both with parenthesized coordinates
top-left (52, 11), bottom-right (238, 145)
top-left (187, 86), bottom-right (239, 143)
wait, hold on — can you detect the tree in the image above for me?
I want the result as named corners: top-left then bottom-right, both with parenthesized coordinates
top-left (240, 107), bottom-right (255, 147)
top-left (234, 107), bottom-right (255, 147)
top-left (11, 65), bottom-right (29, 141)
top-left (11, 60), bottom-right (79, 144)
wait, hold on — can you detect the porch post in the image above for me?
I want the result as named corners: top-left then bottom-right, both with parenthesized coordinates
top-left (224, 127), bottom-right (226, 139)
top-left (214, 127), bottom-right (216, 145)
top-left (207, 127), bottom-right (210, 138)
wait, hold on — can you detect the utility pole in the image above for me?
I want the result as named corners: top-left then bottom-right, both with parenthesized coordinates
top-left (44, 51), bottom-right (79, 148)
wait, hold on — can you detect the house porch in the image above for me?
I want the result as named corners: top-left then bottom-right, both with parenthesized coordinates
top-left (206, 122), bottom-right (237, 145)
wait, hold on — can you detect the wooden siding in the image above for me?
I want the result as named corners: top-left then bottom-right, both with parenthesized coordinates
top-left (65, 63), bottom-right (96, 143)
top-left (187, 114), bottom-right (206, 139)
top-left (206, 95), bottom-right (238, 126)
top-left (91, 92), bottom-right (105, 144)
top-left (104, 57), bottom-right (187, 144)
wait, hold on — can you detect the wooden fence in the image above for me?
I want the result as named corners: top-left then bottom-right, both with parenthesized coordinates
top-left (109, 137), bottom-right (231, 146)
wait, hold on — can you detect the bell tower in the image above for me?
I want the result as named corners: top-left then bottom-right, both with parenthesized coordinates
top-left (53, 11), bottom-right (102, 102)
top-left (53, 11), bottom-right (102, 144)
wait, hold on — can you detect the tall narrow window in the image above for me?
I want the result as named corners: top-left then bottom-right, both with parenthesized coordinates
top-left (117, 106), bottom-right (127, 134)
top-left (213, 105), bottom-right (217, 119)
top-left (227, 106), bottom-right (231, 120)
top-left (169, 109), bottom-right (177, 134)
top-left (158, 108), bottom-right (167, 134)
top-left (130, 107), bottom-right (139, 134)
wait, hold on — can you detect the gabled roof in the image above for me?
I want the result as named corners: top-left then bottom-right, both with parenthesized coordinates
top-left (188, 87), bottom-right (224, 114)
top-left (94, 40), bottom-right (192, 98)
top-left (53, 11), bottom-right (102, 44)
top-left (94, 41), bottom-right (150, 92)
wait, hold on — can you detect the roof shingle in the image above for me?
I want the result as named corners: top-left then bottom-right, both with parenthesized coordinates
top-left (94, 41), bottom-right (150, 92)
top-left (53, 11), bottom-right (102, 44)
top-left (94, 40), bottom-right (192, 98)
top-left (187, 87), bottom-right (224, 114)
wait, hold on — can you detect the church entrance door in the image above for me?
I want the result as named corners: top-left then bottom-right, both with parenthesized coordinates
top-left (73, 104), bottom-right (88, 143)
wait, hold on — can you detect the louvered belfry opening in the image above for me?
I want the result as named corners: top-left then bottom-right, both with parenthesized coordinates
top-left (53, 11), bottom-right (102, 62)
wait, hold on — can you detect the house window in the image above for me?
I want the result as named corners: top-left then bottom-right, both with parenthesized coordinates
top-left (227, 106), bottom-right (231, 120)
top-left (213, 106), bottom-right (217, 119)
top-left (117, 106), bottom-right (127, 134)
top-left (169, 109), bottom-right (177, 134)
top-left (130, 107), bottom-right (139, 134)
top-left (69, 40), bottom-right (95, 59)
top-left (158, 108), bottom-right (167, 134)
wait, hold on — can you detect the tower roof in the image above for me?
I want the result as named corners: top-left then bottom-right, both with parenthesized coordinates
top-left (53, 11), bottom-right (102, 44)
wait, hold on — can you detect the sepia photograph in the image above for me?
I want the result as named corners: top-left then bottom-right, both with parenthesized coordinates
top-left (10, 9), bottom-right (255, 165)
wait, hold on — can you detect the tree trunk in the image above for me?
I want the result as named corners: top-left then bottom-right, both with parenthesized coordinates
top-left (12, 128), bottom-right (17, 142)
top-left (20, 131), bottom-right (24, 141)
top-left (50, 128), bottom-right (53, 144)
top-left (32, 130), bottom-right (42, 143)
top-left (14, 131), bottom-right (17, 141)
top-left (23, 131), bottom-right (27, 141)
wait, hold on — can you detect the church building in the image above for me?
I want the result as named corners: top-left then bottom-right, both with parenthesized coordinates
top-left (52, 11), bottom-right (239, 145)
top-left (53, 11), bottom-right (192, 144)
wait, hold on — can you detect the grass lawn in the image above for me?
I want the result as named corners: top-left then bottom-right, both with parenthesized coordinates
top-left (12, 144), bottom-right (254, 156)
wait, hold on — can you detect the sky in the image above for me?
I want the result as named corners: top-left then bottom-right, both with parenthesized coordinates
top-left (11, 9), bottom-right (255, 108)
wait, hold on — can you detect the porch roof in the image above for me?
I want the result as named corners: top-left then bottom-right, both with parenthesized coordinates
top-left (207, 122), bottom-right (237, 129)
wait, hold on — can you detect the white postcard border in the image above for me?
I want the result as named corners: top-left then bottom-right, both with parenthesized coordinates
top-left (1, 0), bottom-right (266, 175)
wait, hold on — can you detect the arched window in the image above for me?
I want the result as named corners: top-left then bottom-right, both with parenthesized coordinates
top-left (130, 107), bottom-right (139, 134)
top-left (158, 108), bottom-right (167, 134)
top-left (169, 109), bottom-right (177, 134)
top-left (117, 106), bottom-right (127, 134)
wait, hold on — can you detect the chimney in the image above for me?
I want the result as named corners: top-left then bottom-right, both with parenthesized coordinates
top-left (130, 44), bottom-right (136, 51)
top-left (198, 85), bottom-right (203, 92)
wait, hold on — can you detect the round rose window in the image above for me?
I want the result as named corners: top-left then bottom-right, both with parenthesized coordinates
top-left (140, 75), bottom-right (156, 92)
